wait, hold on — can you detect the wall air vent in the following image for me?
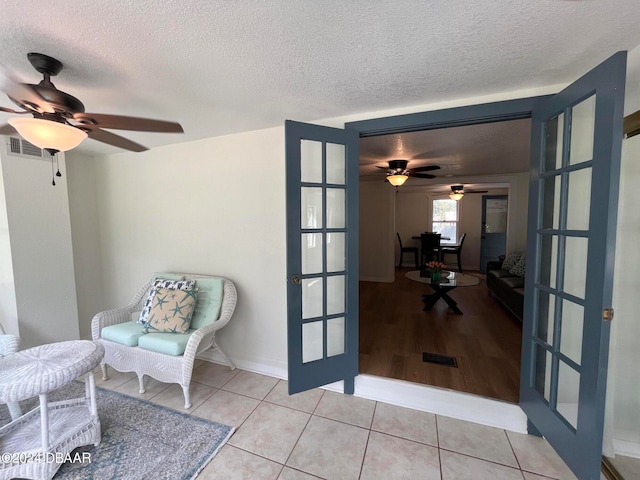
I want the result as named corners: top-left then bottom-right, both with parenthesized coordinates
top-left (6, 136), bottom-right (54, 160)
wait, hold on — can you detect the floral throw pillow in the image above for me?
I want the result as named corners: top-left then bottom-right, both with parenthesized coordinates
top-left (501, 252), bottom-right (523, 272)
top-left (509, 253), bottom-right (526, 277)
top-left (143, 287), bottom-right (198, 334)
top-left (138, 279), bottom-right (196, 324)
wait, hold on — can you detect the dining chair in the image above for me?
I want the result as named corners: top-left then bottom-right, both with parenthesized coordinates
top-left (440, 233), bottom-right (467, 272)
top-left (420, 233), bottom-right (441, 266)
top-left (397, 233), bottom-right (419, 269)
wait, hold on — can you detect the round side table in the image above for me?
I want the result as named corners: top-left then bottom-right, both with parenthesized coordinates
top-left (0, 340), bottom-right (104, 480)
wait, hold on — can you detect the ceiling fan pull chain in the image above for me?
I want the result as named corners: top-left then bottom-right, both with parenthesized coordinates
top-left (56, 155), bottom-right (62, 177)
top-left (51, 156), bottom-right (56, 186)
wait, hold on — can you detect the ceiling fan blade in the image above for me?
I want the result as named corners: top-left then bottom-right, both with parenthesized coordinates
top-left (73, 113), bottom-right (184, 133)
top-left (412, 173), bottom-right (437, 179)
top-left (466, 190), bottom-right (489, 194)
top-left (0, 67), bottom-right (54, 114)
top-left (0, 123), bottom-right (17, 135)
top-left (410, 165), bottom-right (441, 173)
top-left (376, 166), bottom-right (391, 170)
top-left (85, 127), bottom-right (147, 152)
top-left (0, 105), bottom-right (30, 114)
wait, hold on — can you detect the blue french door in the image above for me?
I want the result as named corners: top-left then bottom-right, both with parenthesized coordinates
top-left (285, 120), bottom-right (359, 395)
top-left (521, 52), bottom-right (626, 479)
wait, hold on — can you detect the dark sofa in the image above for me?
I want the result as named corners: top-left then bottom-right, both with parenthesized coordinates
top-left (486, 260), bottom-right (524, 322)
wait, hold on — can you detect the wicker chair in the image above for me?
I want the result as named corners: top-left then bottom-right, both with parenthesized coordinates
top-left (91, 273), bottom-right (237, 409)
top-left (0, 322), bottom-right (23, 420)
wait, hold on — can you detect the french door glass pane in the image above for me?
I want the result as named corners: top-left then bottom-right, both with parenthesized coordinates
top-left (327, 317), bottom-right (345, 357)
top-left (536, 289), bottom-right (555, 346)
top-left (301, 140), bottom-right (323, 183)
top-left (557, 361), bottom-right (580, 429)
top-left (564, 237), bottom-right (588, 299)
top-left (327, 275), bottom-right (345, 315)
top-left (569, 95), bottom-right (596, 165)
top-left (326, 143), bottom-right (345, 185)
top-left (544, 114), bottom-right (564, 172)
top-left (327, 188), bottom-right (345, 228)
top-left (301, 278), bottom-right (323, 319)
top-left (538, 234), bottom-right (558, 289)
top-left (535, 344), bottom-right (553, 402)
top-left (485, 199), bottom-right (508, 233)
top-left (327, 232), bottom-right (345, 272)
top-left (301, 233), bottom-right (322, 274)
top-left (541, 176), bottom-right (561, 230)
top-left (302, 321), bottom-right (323, 363)
top-left (560, 300), bottom-right (584, 365)
top-left (566, 168), bottom-right (592, 231)
top-left (301, 187), bottom-right (323, 229)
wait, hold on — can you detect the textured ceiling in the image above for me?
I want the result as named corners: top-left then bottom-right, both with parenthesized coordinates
top-left (1, 0), bottom-right (639, 155)
top-left (360, 118), bottom-right (532, 185)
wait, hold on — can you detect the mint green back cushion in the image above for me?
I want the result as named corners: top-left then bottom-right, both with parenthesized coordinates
top-left (190, 278), bottom-right (224, 329)
top-left (102, 321), bottom-right (146, 346)
top-left (153, 272), bottom-right (184, 281)
top-left (138, 330), bottom-right (195, 356)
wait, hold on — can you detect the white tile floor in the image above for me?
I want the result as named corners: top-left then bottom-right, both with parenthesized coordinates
top-left (95, 361), bottom-right (582, 480)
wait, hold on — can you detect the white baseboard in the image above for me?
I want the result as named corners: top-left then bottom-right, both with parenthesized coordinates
top-left (196, 349), bottom-right (288, 380)
top-left (613, 439), bottom-right (640, 459)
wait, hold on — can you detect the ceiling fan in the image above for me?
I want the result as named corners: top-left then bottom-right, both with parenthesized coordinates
top-left (449, 184), bottom-right (488, 200)
top-left (377, 159), bottom-right (440, 186)
top-left (0, 52), bottom-right (183, 155)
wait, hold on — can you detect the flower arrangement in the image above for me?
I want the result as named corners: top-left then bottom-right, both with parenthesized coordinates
top-left (426, 261), bottom-right (447, 273)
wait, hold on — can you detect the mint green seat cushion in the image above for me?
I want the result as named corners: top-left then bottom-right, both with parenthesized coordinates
top-left (190, 278), bottom-right (223, 329)
top-left (138, 330), bottom-right (196, 356)
top-left (102, 321), bottom-right (146, 346)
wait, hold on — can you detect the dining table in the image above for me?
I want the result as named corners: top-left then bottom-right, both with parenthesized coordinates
top-left (405, 269), bottom-right (480, 314)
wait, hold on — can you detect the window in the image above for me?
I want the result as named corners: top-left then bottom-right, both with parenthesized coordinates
top-left (432, 198), bottom-right (458, 244)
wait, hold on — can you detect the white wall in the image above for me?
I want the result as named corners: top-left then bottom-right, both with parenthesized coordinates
top-left (0, 146), bottom-right (79, 347)
top-left (68, 127), bottom-right (289, 375)
top-left (0, 149), bottom-right (17, 336)
top-left (66, 151), bottom-right (106, 339)
top-left (359, 181), bottom-right (395, 282)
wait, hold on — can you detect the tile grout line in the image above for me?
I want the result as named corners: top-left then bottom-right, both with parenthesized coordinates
top-left (436, 415), bottom-right (444, 479)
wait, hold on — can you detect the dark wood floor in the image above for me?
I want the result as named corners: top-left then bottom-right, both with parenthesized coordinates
top-left (359, 268), bottom-right (522, 403)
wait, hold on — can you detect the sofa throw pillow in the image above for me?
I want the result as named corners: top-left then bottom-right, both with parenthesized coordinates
top-left (143, 286), bottom-right (198, 334)
top-left (509, 253), bottom-right (526, 277)
top-left (138, 279), bottom-right (196, 324)
top-left (502, 252), bottom-right (523, 272)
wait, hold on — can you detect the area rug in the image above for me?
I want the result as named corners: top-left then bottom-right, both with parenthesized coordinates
top-left (0, 381), bottom-right (234, 480)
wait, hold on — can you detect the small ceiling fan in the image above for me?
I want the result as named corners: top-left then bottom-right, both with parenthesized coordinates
top-left (377, 159), bottom-right (440, 186)
top-left (449, 184), bottom-right (488, 200)
top-left (0, 52), bottom-right (184, 154)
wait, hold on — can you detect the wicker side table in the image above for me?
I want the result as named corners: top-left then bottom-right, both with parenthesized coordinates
top-left (0, 340), bottom-right (104, 480)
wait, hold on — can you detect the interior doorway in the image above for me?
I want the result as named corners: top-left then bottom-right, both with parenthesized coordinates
top-left (351, 100), bottom-right (543, 403)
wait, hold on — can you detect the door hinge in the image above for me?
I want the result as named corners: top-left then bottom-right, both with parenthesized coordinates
top-left (603, 308), bottom-right (614, 321)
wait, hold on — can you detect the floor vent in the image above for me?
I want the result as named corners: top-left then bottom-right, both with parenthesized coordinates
top-left (422, 352), bottom-right (458, 368)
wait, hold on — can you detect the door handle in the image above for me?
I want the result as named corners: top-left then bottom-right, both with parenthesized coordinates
top-left (291, 275), bottom-right (302, 285)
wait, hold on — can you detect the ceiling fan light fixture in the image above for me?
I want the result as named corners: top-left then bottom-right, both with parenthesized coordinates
top-left (449, 192), bottom-right (464, 201)
top-left (387, 174), bottom-right (408, 186)
top-left (8, 117), bottom-right (87, 152)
